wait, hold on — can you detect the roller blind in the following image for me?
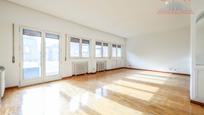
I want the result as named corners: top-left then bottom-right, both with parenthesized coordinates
top-left (46, 33), bottom-right (59, 39)
top-left (23, 29), bottom-right (42, 37)
top-left (112, 44), bottom-right (116, 47)
top-left (70, 37), bottom-right (80, 43)
top-left (96, 42), bottom-right (102, 46)
top-left (103, 43), bottom-right (108, 46)
top-left (82, 39), bottom-right (90, 44)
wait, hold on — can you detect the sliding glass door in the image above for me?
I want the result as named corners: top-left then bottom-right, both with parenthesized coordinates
top-left (21, 28), bottom-right (60, 85)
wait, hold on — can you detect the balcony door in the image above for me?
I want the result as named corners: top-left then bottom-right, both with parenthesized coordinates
top-left (45, 33), bottom-right (60, 79)
top-left (21, 28), bottom-right (60, 86)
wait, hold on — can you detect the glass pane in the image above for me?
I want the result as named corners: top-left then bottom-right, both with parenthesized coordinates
top-left (103, 46), bottom-right (109, 57)
top-left (45, 35), bottom-right (59, 76)
top-left (96, 45), bottom-right (102, 57)
top-left (82, 43), bottom-right (90, 57)
top-left (70, 42), bottom-right (80, 57)
top-left (117, 47), bottom-right (122, 57)
top-left (23, 35), bottom-right (41, 80)
top-left (112, 47), bottom-right (117, 57)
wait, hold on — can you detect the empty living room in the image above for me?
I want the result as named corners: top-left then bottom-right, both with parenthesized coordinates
top-left (0, 0), bottom-right (204, 115)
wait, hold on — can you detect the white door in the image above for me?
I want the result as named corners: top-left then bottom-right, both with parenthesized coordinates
top-left (21, 28), bottom-right (61, 86)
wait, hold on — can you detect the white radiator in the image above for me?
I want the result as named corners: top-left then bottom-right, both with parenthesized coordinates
top-left (96, 61), bottom-right (107, 72)
top-left (72, 61), bottom-right (88, 75)
top-left (0, 66), bottom-right (5, 101)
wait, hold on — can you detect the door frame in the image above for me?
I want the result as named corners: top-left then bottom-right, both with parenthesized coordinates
top-left (19, 26), bottom-right (62, 86)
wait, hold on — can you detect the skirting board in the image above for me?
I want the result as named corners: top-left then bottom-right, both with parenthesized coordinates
top-left (5, 86), bottom-right (18, 90)
top-left (62, 67), bottom-right (125, 79)
top-left (63, 67), bottom-right (190, 79)
top-left (6, 67), bottom-right (189, 89)
top-left (191, 100), bottom-right (204, 106)
top-left (125, 67), bottom-right (190, 76)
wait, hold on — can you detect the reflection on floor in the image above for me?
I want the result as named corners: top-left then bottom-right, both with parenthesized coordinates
top-left (1, 69), bottom-right (204, 115)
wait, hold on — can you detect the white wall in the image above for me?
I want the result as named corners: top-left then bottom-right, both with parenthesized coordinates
top-left (0, 0), bottom-right (126, 87)
top-left (126, 27), bottom-right (190, 74)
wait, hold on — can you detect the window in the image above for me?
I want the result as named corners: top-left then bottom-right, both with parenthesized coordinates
top-left (103, 43), bottom-right (109, 57)
top-left (117, 45), bottom-right (122, 57)
top-left (69, 37), bottom-right (90, 58)
top-left (95, 42), bottom-right (109, 58)
top-left (95, 42), bottom-right (102, 57)
top-left (112, 44), bottom-right (117, 57)
top-left (22, 29), bottom-right (42, 80)
top-left (45, 33), bottom-right (60, 76)
top-left (82, 39), bottom-right (90, 57)
top-left (70, 37), bottom-right (80, 57)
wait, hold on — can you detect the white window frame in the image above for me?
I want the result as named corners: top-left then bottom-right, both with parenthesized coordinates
top-left (111, 43), bottom-right (123, 58)
top-left (81, 39), bottom-right (91, 58)
top-left (69, 35), bottom-right (91, 59)
top-left (95, 41), bottom-right (110, 58)
top-left (69, 37), bottom-right (81, 58)
top-left (111, 44), bottom-right (117, 58)
top-left (19, 25), bottom-right (62, 86)
top-left (102, 42), bottom-right (109, 58)
top-left (95, 41), bottom-right (103, 58)
top-left (117, 44), bottom-right (122, 58)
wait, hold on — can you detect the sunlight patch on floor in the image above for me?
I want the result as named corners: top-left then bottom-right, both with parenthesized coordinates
top-left (114, 80), bottom-right (159, 93)
top-left (138, 71), bottom-right (171, 77)
top-left (132, 74), bottom-right (169, 81)
top-left (125, 75), bottom-right (167, 84)
top-left (58, 82), bottom-right (143, 115)
top-left (20, 86), bottom-right (92, 115)
top-left (104, 83), bottom-right (154, 101)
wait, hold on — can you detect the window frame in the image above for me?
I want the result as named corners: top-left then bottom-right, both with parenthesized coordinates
top-left (69, 36), bottom-right (91, 59)
top-left (111, 44), bottom-right (117, 58)
top-left (44, 32), bottom-right (61, 76)
top-left (69, 37), bottom-right (81, 58)
top-left (95, 41), bottom-right (103, 58)
top-left (81, 39), bottom-right (91, 58)
top-left (111, 43), bottom-right (123, 58)
top-left (19, 25), bottom-right (62, 86)
top-left (117, 45), bottom-right (122, 58)
top-left (102, 42), bottom-right (109, 58)
top-left (95, 41), bottom-right (110, 58)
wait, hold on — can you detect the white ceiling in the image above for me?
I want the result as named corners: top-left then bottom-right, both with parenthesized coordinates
top-left (8, 0), bottom-right (190, 39)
